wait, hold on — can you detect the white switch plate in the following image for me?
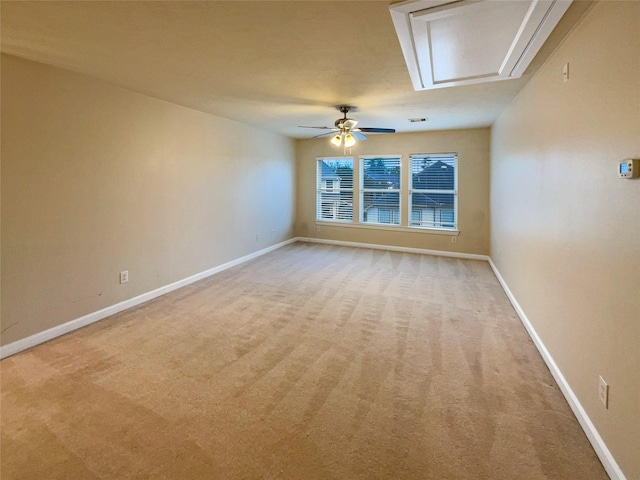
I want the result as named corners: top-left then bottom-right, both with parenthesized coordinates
top-left (598, 375), bottom-right (609, 408)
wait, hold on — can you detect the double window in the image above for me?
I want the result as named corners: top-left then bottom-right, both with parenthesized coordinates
top-left (316, 153), bottom-right (457, 231)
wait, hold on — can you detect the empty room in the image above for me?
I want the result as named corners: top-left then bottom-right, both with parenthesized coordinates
top-left (1, 1), bottom-right (638, 479)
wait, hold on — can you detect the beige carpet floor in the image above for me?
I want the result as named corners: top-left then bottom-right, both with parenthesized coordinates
top-left (1, 242), bottom-right (608, 479)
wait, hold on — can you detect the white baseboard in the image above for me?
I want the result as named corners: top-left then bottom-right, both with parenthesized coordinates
top-left (487, 258), bottom-right (626, 480)
top-left (296, 236), bottom-right (490, 262)
top-left (0, 238), bottom-right (297, 360)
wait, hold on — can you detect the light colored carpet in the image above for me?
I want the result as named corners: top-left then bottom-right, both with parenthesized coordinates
top-left (1, 242), bottom-right (608, 479)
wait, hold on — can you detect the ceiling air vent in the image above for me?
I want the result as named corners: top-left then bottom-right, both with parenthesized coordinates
top-left (390, 0), bottom-right (572, 91)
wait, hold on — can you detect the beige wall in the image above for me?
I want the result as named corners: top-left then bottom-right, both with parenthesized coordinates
top-left (295, 128), bottom-right (490, 255)
top-left (1, 54), bottom-right (296, 346)
top-left (490, 2), bottom-right (639, 478)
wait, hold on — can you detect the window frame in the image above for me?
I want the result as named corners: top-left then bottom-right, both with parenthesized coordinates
top-left (316, 157), bottom-right (354, 223)
top-left (359, 155), bottom-right (402, 227)
top-left (408, 153), bottom-right (458, 231)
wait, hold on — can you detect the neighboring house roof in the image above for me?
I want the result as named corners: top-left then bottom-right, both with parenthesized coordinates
top-left (363, 171), bottom-right (400, 188)
top-left (413, 160), bottom-right (454, 190)
top-left (321, 161), bottom-right (341, 180)
top-left (364, 191), bottom-right (453, 209)
top-left (363, 161), bottom-right (453, 191)
top-left (363, 192), bottom-right (400, 210)
top-left (412, 193), bottom-right (442, 207)
top-left (360, 161), bottom-right (454, 210)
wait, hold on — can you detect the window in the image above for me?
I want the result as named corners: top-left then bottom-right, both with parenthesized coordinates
top-left (379, 209), bottom-right (401, 224)
top-left (315, 153), bottom-right (458, 233)
top-left (361, 156), bottom-right (401, 226)
top-left (409, 153), bottom-right (457, 230)
top-left (316, 158), bottom-right (353, 222)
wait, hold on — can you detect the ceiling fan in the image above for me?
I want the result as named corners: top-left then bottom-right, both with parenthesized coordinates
top-left (299, 106), bottom-right (396, 147)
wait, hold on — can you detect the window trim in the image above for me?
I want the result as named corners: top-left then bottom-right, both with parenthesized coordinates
top-left (315, 220), bottom-right (459, 236)
top-left (359, 155), bottom-right (402, 226)
top-left (408, 153), bottom-right (458, 231)
top-left (316, 156), bottom-right (354, 223)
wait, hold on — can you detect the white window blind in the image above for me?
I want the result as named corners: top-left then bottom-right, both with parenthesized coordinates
top-left (409, 153), bottom-right (457, 230)
top-left (316, 158), bottom-right (354, 222)
top-left (360, 156), bottom-right (402, 226)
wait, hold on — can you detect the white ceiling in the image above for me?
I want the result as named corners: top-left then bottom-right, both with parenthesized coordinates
top-left (0, 1), bottom-right (592, 139)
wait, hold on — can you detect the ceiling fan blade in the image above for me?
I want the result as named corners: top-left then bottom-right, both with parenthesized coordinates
top-left (352, 131), bottom-right (367, 141)
top-left (343, 119), bottom-right (358, 129)
top-left (313, 131), bottom-right (339, 139)
top-left (357, 127), bottom-right (396, 133)
top-left (298, 126), bottom-right (335, 130)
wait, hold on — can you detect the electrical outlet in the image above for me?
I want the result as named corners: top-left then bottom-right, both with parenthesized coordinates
top-left (316, 226), bottom-right (321, 232)
top-left (120, 270), bottom-right (129, 284)
top-left (563, 62), bottom-right (569, 82)
top-left (271, 229), bottom-right (275, 237)
top-left (598, 376), bottom-right (609, 408)
top-left (255, 234), bottom-right (260, 241)
top-left (451, 236), bottom-right (457, 244)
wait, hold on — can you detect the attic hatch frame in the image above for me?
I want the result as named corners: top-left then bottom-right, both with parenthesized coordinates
top-left (389, 0), bottom-right (573, 91)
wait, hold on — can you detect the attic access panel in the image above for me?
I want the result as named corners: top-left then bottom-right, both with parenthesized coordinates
top-left (390, 0), bottom-right (572, 90)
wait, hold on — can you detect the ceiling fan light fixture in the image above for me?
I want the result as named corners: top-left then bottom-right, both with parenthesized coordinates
top-left (344, 133), bottom-right (356, 148)
top-left (330, 134), bottom-right (342, 147)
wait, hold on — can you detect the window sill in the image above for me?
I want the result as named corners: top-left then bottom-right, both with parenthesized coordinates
top-left (315, 221), bottom-right (459, 236)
